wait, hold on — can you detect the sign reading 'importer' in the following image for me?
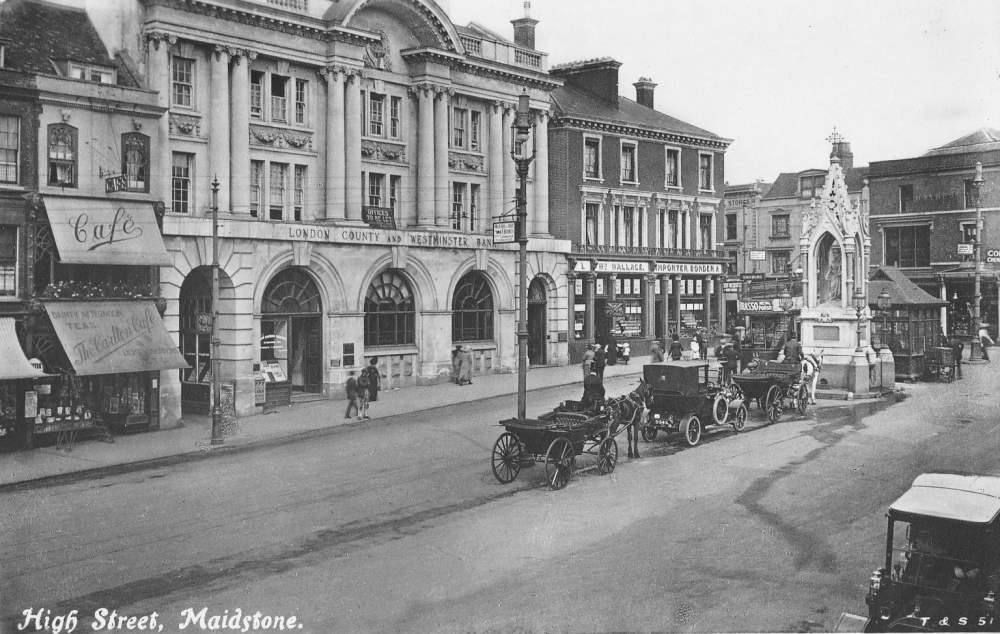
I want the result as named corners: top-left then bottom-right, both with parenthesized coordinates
top-left (43, 301), bottom-right (189, 375)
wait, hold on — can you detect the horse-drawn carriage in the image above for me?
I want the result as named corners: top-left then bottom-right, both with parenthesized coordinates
top-left (491, 384), bottom-right (647, 490)
top-left (641, 361), bottom-right (748, 446)
top-left (732, 359), bottom-right (809, 423)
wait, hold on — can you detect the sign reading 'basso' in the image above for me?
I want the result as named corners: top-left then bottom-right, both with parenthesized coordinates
top-left (738, 299), bottom-right (779, 313)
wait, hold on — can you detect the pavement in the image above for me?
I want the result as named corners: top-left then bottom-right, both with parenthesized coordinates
top-left (0, 352), bottom-right (904, 489)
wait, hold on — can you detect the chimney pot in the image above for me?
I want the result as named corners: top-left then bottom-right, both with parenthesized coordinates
top-left (633, 77), bottom-right (657, 110)
top-left (511, 2), bottom-right (539, 50)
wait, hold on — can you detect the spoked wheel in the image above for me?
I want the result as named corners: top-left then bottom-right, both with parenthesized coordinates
top-left (765, 385), bottom-right (782, 423)
top-left (732, 403), bottom-right (748, 432)
top-left (597, 437), bottom-right (618, 475)
top-left (794, 385), bottom-right (809, 415)
top-left (712, 392), bottom-right (729, 425)
top-left (544, 437), bottom-right (574, 490)
top-left (727, 383), bottom-right (745, 402)
top-left (491, 432), bottom-right (522, 484)
top-left (680, 414), bottom-right (702, 446)
top-left (641, 423), bottom-right (657, 442)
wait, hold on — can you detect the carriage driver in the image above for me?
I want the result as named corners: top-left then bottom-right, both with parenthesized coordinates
top-left (581, 371), bottom-right (606, 412)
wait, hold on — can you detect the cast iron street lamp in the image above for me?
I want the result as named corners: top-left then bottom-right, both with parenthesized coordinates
top-left (970, 162), bottom-right (985, 362)
top-left (876, 288), bottom-right (892, 351)
top-left (779, 288), bottom-right (794, 312)
top-left (853, 288), bottom-right (868, 353)
top-left (511, 91), bottom-right (534, 421)
top-left (211, 176), bottom-right (223, 445)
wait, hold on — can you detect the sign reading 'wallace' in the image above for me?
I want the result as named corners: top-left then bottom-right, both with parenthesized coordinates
top-left (43, 301), bottom-right (188, 375)
top-left (42, 198), bottom-right (172, 266)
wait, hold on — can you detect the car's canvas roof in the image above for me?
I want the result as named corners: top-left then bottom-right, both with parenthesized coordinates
top-left (890, 473), bottom-right (1000, 524)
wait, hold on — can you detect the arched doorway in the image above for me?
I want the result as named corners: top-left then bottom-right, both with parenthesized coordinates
top-left (179, 269), bottom-right (212, 414)
top-left (528, 277), bottom-right (547, 366)
top-left (261, 268), bottom-right (323, 393)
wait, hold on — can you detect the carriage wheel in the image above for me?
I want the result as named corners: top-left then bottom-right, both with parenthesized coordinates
top-left (712, 392), bottom-right (729, 426)
top-left (597, 437), bottom-right (618, 475)
top-left (680, 414), bottom-right (702, 446)
top-left (727, 383), bottom-right (744, 402)
top-left (732, 404), bottom-right (748, 432)
top-left (765, 385), bottom-right (782, 423)
top-left (544, 437), bottom-right (574, 490)
top-left (794, 385), bottom-right (809, 415)
top-left (491, 432), bottom-right (522, 484)
top-left (641, 424), bottom-right (657, 442)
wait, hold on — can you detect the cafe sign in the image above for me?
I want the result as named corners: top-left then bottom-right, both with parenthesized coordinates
top-left (41, 198), bottom-right (171, 266)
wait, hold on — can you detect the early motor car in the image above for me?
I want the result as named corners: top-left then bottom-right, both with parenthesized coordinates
top-left (641, 361), bottom-right (747, 446)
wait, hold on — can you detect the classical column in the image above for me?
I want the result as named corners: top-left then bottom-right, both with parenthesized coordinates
top-left (584, 273), bottom-right (596, 341)
top-left (144, 31), bottom-right (174, 204)
top-left (703, 275), bottom-right (712, 331)
top-left (609, 274), bottom-right (618, 301)
top-left (659, 274), bottom-right (670, 340)
top-left (502, 105), bottom-right (515, 225)
top-left (230, 49), bottom-right (254, 216)
top-left (672, 275), bottom-right (682, 334)
top-left (434, 87), bottom-right (451, 227)
top-left (323, 66), bottom-right (346, 221)
top-left (344, 70), bottom-right (363, 221)
top-left (209, 45), bottom-right (231, 211)
top-left (532, 111), bottom-right (549, 236)
top-left (489, 101), bottom-right (504, 230)
top-left (715, 275), bottom-right (727, 335)
top-left (644, 274), bottom-right (656, 339)
top-left (415, 85), bottom-right (435, 227)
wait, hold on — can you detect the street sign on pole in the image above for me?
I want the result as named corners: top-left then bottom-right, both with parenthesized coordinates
top-left (749, 250), bottom-right (766, 261)
top-left (958, 243), bottom-right (974, 255)
top-left (493, 220), bottom-right (517, 244)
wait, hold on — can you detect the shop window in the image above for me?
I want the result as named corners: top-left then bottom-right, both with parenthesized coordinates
top-left (364, 270), bottom-right (415, 347)
top-left (179, 270), bottom-right (212, 384)
top-left (585, 203), bottom-right (598, 246)
top-left (726, 213), bottom-right (738, 241)
top-left (121, 133), bottom-right (149, 192)
top-left (271, 75), bottom-right (289, 123)
top-left (294, 78), bottom-right (307, 125)
top-left (293, 165), bottom-right (305, 222)
top-left (47, 124), bottom-right (77, 187)
top-left (250, 71), bottom-right (265, 119)
top-left (772, 214), bottom-right (790, 237)
top-left (699, 153), bottom-right (713, 191)
top-left (452, 272), bottom-right (494, 342)
top-left (171, 57), bottom-right (194, 108)
top-left (0, 226), bottom-right (16, 296)
top-left (269, 162), bottom-right (287, 221)
top-left (250, 160), bottom-right (263, 218)
top-left (621, 142), bottom-right (637, 183)
top-left (665, 147), bottom-right (680, 187)
top-left (172, 152), bottom-right (193, 214)
top-left (0, 115), bottom-right (19, 184)
top-left (584, 137), bottom-right (601, 179)
top-left (884, 225), bottom-right (931, 268)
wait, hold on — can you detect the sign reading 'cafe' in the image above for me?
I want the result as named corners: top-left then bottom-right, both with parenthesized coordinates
top-left (573, 260), bottom-right (724, 275)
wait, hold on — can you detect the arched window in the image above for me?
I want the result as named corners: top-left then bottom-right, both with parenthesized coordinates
top-left (121, 132), bottom-right (149, 192)
top-left (452, 272), bottom-right (493, 342)
top-left (262, 268), bottom-right (322, 314)
top-left (47, 124), bottom-right (77, 186)
top-left (365, 270), bottom-right (415, 346)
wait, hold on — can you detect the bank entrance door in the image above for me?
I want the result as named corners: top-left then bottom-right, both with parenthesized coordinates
top-left (261, 268), bottom-right (323, 394)
top-left (528, 278), bottom-right (547, 366)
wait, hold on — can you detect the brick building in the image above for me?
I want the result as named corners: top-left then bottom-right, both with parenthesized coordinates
top-left (867, 127), bottom-right (1000, 340)
top-left (546, 59), bottom-right (732, 362)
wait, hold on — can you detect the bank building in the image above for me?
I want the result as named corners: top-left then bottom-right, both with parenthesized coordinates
top-left (89, 0), bottom-right (568, 420)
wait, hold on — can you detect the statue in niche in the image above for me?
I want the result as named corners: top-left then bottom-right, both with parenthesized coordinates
top-left (816, 234), bottom-right (842, 305)
top-left (824, 246), bottom-right (842, 302)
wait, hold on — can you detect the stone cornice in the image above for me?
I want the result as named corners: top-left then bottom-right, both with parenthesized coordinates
top-left (551, 115), bottom-right (731, 151)
top-left (401, 47), bottom-right (561, 92)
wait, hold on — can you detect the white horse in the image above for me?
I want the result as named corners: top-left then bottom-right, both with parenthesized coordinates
top-left (800, 351), bottom-right (824, 405)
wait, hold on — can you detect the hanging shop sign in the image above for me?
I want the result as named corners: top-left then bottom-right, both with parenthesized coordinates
top-left (738, 299), bottom-right (780, 313)
top-left (43, 301), bottom-right (189, 375)
top-left (362, 206), bottom-right (397, 230)
top-left (595, 261), bottom-right (650, 273)
top-left (42, 198), bottom-right (172, 266)
top-left (652, 262), bottom-right (724, 275)
top-left (987, 249), bottom-right (1000, 263)
top-left (723, 281), bottom-right (742, 294)
top-left (741, 272), bottom-right (766, 281)
top-left (492, 221), bottom-right (517, 244)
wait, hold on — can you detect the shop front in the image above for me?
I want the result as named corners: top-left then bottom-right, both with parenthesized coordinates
top-left (0, 318), bottom-right (50, 446)
top-left (736, 296), bottom-right (801, 364)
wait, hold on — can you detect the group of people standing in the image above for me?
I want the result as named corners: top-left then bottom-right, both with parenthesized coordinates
top-left (345, 357), bottom-right (383, 421)
top-left (451, 345), bottom-right (476, 386)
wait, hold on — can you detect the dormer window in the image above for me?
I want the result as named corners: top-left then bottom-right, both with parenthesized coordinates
top-left (69, 64), bottom-right (116, 84)
top-left (800, 175), bottom-right (825, 199)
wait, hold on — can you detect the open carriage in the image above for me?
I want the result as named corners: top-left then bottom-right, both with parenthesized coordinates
top-left (641, 361), bottom-right (748, 447)
top-left (491, 401), bottom-right (619, 490)
top-left (732, 359), bottom-right (808, 423)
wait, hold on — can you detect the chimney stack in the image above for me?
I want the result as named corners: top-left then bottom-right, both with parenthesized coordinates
top-left (511, 1), bottom-right (539, 50)
top-left (633, 77), bottom-right (657, 109)
top-left (830, 140), bottom-right (854, 170)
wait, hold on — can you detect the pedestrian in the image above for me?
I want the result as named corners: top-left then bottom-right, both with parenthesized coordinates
top-left (581, 371), bottom-right (606, 411)
top-left (594, 343), bottom-right (607, 381)
top-left (607, 336), bottom-right (618, 366)
top-left (668, 333), bottom-right (683, 361)
top-left (689, 336), bottom-right (700, 361)
top-left (363, 356), bottom-right (382, 403)
top-left (979, 327), bottom-right (994, 362)
top-left (357, 365), bottom-right (372, 419)
top-left (582, 345), bottom-right (595, 379)
top-left (459, 345), bottom-right (474, 385)
top-left (695, 329), bottom-right (707, 360)
top-left (650, 340), bottom-right (664, 363)
top-left (721, 342), bottom-right (739, 385)
top-left (344, 371), bottom-right (361, 420)
top-left (949, 337), bottom-right (964, 379)
top-left (451, 345), bottom-right (463, 383)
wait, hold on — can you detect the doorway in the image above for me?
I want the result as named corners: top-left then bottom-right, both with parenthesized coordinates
top-left (528, 278), bottom-right (547, 366)
top-left (261, 268), bottom-right (323, 394)
top-left (594, 299), bottom-right (608, 346)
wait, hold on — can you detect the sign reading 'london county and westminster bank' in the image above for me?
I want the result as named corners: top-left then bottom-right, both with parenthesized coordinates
top-left (284, 225), bottom-right (498, 250)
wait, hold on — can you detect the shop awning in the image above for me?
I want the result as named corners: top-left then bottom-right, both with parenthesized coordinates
top-left (43, 301), bottom-right (189, 375)
top-left (42, 198), bottom-right (172, 266)
top-left (0, 318), bottom-right (48, 380)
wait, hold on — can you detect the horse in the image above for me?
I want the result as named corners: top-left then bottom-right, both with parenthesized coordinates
top-left (800, 350), bottom-right (824, 405)
top-left (606, 378), bottom-right (649, 459)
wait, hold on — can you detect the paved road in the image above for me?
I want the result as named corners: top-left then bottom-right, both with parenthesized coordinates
top-left (2, 366), bottom-right (997, 633)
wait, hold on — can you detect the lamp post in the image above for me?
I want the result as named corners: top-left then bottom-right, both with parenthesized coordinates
top-left (853, 288), bottom-right (868, 353)
top-left (779, 288), bottom-right (794, 312)
top-left (210, 176), bottom-right (223, 445)
top-left (511, 91), bottom-right (534, 421)
top-left (969, 162), bottom-right (985, 362)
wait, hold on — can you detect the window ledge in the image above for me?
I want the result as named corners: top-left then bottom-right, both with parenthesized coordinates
top-left (0, 184), bottom-right (26, 191)
top-left (364, 345), bottom-right (419, 357)
top-left (699, 188), bottom-right (716, 195)
top-left (620, 180), bottom-right (640, 187)
top-left (770, 234), bottom-right (792, 240)
top-left (583, 176), bottom-right (604, 183)
top-left (664, 184), bottom-right (682, 191)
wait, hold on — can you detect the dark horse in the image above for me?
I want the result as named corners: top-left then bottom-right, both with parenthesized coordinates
top-left (606, 378), bottom-right (649, 459)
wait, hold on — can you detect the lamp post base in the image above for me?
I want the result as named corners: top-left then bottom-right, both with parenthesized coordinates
top-left (968, 339), bottom-right (987, 364)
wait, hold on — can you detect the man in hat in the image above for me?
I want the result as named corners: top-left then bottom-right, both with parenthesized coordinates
top-left (581, 371), bottom-right (605, 411)
top-left (458, 345), bottom-right (474, 385)
top-left (720, 342), bottom-right (740, 385)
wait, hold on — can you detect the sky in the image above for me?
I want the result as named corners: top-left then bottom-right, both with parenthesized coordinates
top-left (447, 0), bottom-right (1000, 185)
